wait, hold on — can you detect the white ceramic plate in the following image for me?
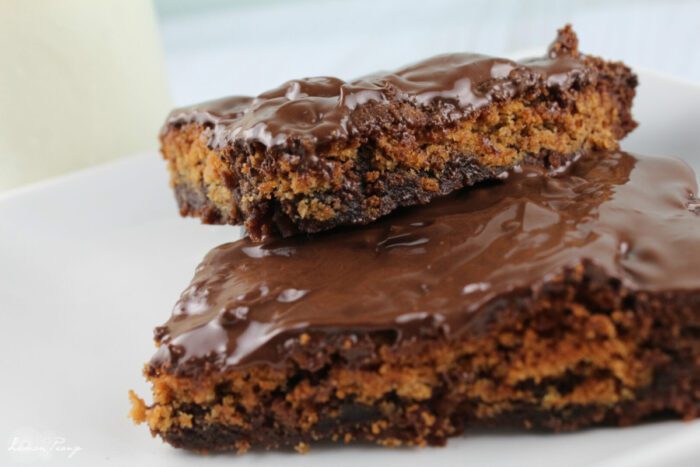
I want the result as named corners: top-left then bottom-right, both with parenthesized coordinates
top-left (1, 69), bottom-right (699, 467)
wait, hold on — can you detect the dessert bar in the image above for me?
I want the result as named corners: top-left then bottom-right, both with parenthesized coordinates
top-left (161, 26), bottom-right (637, 240)
top-left (131, 151), bottom-right (700, 452)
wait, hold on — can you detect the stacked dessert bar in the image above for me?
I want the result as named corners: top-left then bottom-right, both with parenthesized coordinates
top-left (130, 26), bottom-right (700, 454)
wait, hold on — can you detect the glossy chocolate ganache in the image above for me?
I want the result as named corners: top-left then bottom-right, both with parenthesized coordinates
top-left (152, 151), bottom-right (700, 373)
top-left (163, 44), bottom-right (592, 153)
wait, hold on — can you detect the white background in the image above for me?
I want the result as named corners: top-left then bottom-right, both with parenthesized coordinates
top-left (155, 0), bottom-right (700, 106)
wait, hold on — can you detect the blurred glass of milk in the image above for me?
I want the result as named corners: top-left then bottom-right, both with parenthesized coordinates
top-left (0, 0), bottom-right (171, 191)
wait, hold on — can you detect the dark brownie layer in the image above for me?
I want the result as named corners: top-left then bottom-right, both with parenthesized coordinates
top-left (157, 348), bottom-right (700, 452)
top-left (131, 150), bottom-right (700, 452)
top-left (160, 25), bottom-right (637, 240)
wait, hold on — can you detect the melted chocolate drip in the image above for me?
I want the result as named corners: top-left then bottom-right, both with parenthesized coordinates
top-left (151, 152), bottom-right (699, 372)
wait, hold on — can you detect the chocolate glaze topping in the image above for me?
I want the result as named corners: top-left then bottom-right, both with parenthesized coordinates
top-left (164, 37), bottom-right (591, 153)
top-left (151, 151), bottom-right (699, 373)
